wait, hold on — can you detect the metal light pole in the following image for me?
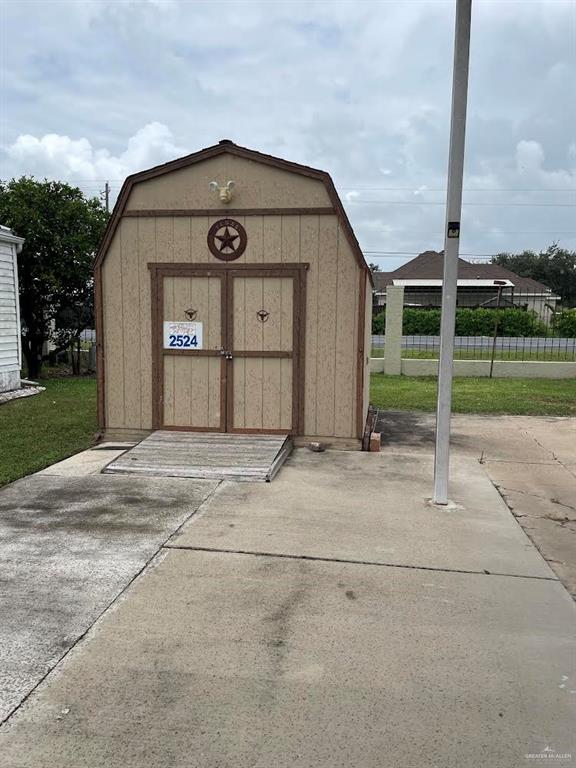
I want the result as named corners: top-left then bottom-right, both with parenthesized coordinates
top-left (489, 279), bottom-right (507, 378)
top-left (433, 0), bottom-right (472, 505)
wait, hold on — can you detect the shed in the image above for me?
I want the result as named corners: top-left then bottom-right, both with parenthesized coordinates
top-left (0, 225), bottom-right (24, 393)
top-left (95, 141), bottom-right (372, 449)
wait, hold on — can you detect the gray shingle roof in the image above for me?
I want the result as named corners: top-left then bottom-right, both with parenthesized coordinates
top-left (370, 251), bottom-right (553, 293)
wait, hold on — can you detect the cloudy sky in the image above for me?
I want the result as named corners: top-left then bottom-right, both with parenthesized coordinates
top-left (1, 0), bottom-right (575, 270)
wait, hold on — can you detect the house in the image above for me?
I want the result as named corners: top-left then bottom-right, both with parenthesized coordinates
top-left (372, 250), bottom-right (559, 323)
top-left (0, 225), bottom-right (24, 392)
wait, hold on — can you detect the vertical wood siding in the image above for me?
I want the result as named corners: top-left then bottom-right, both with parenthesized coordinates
top-left (103, 213), bottom-right (361, 437)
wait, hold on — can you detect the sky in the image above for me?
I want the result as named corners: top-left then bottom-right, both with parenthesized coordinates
top-left (1, 0), bottom-right (575, 271)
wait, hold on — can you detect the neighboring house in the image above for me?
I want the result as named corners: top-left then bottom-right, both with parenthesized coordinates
top-left (0, 226), bottom-right (25, 393)
top-left (372, 250), bottom-right (559, 323)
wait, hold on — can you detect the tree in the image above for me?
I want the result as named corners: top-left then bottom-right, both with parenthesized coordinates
top-left (0, 178), bottom-right (109, 377)
top-left (369, 262), bottom-right (381, 272)
top-left (493, 244), bottom-right (576, 308)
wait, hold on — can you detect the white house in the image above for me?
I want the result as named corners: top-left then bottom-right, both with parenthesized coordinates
top-left (0, 226), bottom-right (25, 393)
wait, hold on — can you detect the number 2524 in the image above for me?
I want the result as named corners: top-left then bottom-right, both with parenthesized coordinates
top-left (168, 334), bottom-right (198, 348)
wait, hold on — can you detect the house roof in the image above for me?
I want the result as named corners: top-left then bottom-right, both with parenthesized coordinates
top-left (95, 139), bottom-right (372, 284)
top-left (0, 225), bottom-right (24, 251)
top-left (371, 250), bottom-right (554, 295)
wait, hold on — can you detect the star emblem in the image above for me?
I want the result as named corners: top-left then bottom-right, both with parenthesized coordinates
top-left (215, 226), bottom-right (239, 253)
top-left (207, 218), bottom-right (247, 261)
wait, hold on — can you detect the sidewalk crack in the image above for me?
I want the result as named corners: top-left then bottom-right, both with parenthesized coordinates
top-left (164, 543), bottom-right (558, 582)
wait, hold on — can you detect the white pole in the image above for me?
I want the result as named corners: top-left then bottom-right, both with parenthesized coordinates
top-left (433, 0), bottom-right (472, 505)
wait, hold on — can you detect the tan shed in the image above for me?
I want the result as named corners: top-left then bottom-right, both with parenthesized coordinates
top-left (95, 141), bottom-right (373, 449)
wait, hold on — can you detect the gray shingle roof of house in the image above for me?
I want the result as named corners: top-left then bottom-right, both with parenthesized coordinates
top-left (371, 251), bottom-right (553, 294)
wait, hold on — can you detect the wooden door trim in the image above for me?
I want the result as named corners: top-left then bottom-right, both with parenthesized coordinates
top-left (234, 350), bottom-right (292, 359)
top-left (226, 266), bottom-right (306, 435)
top-left (163, 349), bottom-right (221, 357)
top-left (150, 265), bottom-right (227, 432)
top-left (148, 262), bottom-right (309, 274)
top-left (150, 262), bottom-right (307, 435)
top-left (356, 268), bottom-right (368, 439)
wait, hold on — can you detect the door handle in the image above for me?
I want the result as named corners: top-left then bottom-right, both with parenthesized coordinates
top-left (219, 349), bottom-right (233, 360)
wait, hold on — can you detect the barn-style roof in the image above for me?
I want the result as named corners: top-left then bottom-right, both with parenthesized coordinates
top-left (95, 139), bottom-right (371, 281)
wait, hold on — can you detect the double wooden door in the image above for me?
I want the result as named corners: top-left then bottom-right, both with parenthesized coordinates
top-left (151, 265), bottom-right (306, 434)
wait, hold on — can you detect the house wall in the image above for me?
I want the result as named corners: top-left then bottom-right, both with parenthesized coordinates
top-left (101, 154), bottom-right (365, 441)
top-left (0, 240), bottom-right (21, 393)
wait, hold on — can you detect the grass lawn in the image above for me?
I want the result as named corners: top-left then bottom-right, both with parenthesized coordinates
top-left (0, 377), bottom-right (97, 487)
top-left (370, 374), bottom-right (576, 416)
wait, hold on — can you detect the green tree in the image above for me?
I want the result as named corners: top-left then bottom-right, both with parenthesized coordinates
top-left (493, 244), bottom-right (576, 307)
top-left (0, 178), bottom-right (109, 377)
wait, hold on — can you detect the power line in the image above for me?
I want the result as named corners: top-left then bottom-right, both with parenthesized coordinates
top-left (363, 250), bottom-right (498, 257)
top-left (339, 186), bottom-right (576, 193)
top-left (344, 200), bottom-right (575, 207)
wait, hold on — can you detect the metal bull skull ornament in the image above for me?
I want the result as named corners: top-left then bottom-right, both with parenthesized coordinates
top-left (209, 180), bottom-right (236, 203)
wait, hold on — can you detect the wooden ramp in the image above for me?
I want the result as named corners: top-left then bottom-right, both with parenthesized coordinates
top-left (103, 431), bottom-right (292, 482)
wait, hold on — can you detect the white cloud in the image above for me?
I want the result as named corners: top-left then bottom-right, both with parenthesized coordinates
top-left (1, 0), bottom-right (574, 263)
top-left (516, 140), bottom-right (545, 174)
top-left (5, 122), bottom-right (184, 182)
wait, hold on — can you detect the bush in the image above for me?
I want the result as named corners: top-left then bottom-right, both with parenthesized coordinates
top-left (455, 308), bottom-right (548, 337)
top-left (372, 311), bottom-right (386, 335)
top-left (403, 308), bottom-right (441, 334)
top-left (372, 306), bottom-right (549, 337)
top-left (553, 309), bottom-right (576, 337)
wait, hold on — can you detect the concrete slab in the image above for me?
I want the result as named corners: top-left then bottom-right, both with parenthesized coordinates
top-left (520, 418), bottom-right (576, 469)
top-left (0, 473), bottom-right (218, 722)
top-left (485, 460), bottom-right (576, 598)
top-left (1, 549), bottom-right (574, 768)
top-left (170, 449), bottom-right (556, 579)
top-left (376, 411), bottom-right (576, 596)
top-left (485, 460), bottom-right (576, 517)
top-left (377, 410), bottom-right (558, 463)
top-left (511, 507), bottom-right (576, 598)
top-left (36, 447), bottom-right (127, 476)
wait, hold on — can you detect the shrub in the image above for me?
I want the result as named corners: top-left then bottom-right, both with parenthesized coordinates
top-left (372, 307), bottom-right (548, 336)
top-left (403, 308), bottom-right (441, 334)
top-left (372, 311), bottom-right (386, 335)
top-left (454, 307), bottom-right (548, 337)
top-left (553, 309), bottom-right (576, 337)
top-left (372, 305), bottom-right (549, 337)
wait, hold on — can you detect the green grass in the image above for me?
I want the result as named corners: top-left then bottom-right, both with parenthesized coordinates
top-left (0, 378), bottom-right (97, 487)
top-left (370, 348), bottom-right (575, 362)
top-left (370, 374), bottom-right (576, 416)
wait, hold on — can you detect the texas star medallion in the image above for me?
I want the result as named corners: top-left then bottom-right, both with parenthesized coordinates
top-left (207, 218), bottom-right (247, 261)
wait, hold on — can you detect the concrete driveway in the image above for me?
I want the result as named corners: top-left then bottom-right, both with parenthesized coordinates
top-left (0, 447), bottom-right (574, 767)
top-left (377, 411), bottom-right (576, 596)
top-left (0, 448), bottom-right (218, 722)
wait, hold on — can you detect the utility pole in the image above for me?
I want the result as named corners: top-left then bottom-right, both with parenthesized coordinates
top-left (102, 181), bottom-right (110, 213)
top-left (433, 0), bottom-right (472, 505)
top-left (489, 280), bottom-right (507, 378)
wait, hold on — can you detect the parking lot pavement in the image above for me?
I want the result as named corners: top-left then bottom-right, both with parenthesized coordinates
top-left (0, 471), bottom-right (218, 722)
